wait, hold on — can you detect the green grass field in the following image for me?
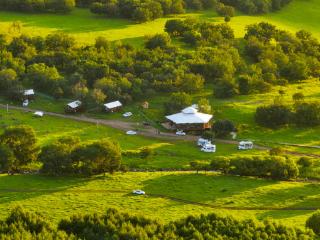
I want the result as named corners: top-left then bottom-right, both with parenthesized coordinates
top-left (0, 172), bottom-right (318, 228)
top-left (0, 0), bottom-right (319, 46)
top-left (0, 108), bottom-right (263, 169)
top-left (141, 79), bottom-right (320, 156)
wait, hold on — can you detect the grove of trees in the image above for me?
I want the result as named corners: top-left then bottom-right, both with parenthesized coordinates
top-left (0, 0), bottom-right (76, 13)
top-left (0, 207), bottom-right (314, 239)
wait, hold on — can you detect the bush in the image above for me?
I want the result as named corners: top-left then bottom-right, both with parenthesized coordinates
top-left (294, 102), bottom-right (320, 127)
top-left (139, 146), bottom-right (154, 158)
top-left (297, 157), bottom-right (314, 168)
top-left (212, 120), bottom-right (236, 138)
top-left (306, 211), bottom-right (320, 235)
top-left (255, 104), bottom-right (292, 128)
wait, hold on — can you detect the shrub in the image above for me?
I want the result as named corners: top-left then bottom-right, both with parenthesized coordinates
top-left (306, 211), bottom-right (320, 235)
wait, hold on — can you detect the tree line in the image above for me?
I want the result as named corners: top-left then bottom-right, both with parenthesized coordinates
top-left (219, 0), bottom-right (292, 14)
top-left (0, 125), bottom-right (122, 176)
top-left (255, 93), bottom-right (320, 128)
top-left (0, 206), bottom-right (315, 239)
top-left (89, 0), bottom-right (216, 22)
top-left (0, 0), bottom-right (75, 13)
top-left (0, 21), bottom-right (319, 110)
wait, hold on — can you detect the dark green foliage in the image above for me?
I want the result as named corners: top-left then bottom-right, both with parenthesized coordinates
top-left (58, 208), bottom-right (313, 239)
top-left (294, 102), bottom-right (320, 127)
top-left (0, 207), bottom-right (314, 239)
top-left (297, 157), bottom-right (314, 168)
top-left (88, 0), bottom-right (214, 22)
top-left (212, 119), bottom-right (236, 138)
top-left (0, 125), bottom-right (39, 172)
top-left (39, 137), bottom-right (122, 176)
top-left (145, 33), bottom-right (171, 49)
top-left (0, 0), bottom-right (75, 13)
top-left (306, 211), bottom-right (320, 235)
top-left (211, 155), bottom-right (299, 180)
top-left (220, 0), bottom-right (292, 14)
top-left (255, 104), bottom-right (292, 128)
top-left (0, 144), bottom-right (15, 173)
top-left (164, 92), bottom-right (192, 114)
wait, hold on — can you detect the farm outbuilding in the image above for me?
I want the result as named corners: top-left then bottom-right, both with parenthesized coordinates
top-left (23, 89), bottom-right (35, 100)
top-left (104, 101), bottom-right (122, 112)
top-left (65, 100), bottom-right (82, 113)
top-left (165, 107), bottom-right (213, 131)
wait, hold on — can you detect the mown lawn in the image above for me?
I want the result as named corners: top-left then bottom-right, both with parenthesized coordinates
top-left (0, 172), bottom-right (318, 228)
top-left (0, 0), bottom-right (319, 46)
top-left (0, 108), bottom-right (263, 169)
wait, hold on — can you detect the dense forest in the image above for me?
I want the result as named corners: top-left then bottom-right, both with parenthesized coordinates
top-left (0, 21), bottom-right (319, 107)
top-left (220, 0), bottom-right (292, 14)
top-left (0, 206), bottom-right (315, 239)
top-left (0, 0), bottom-right (75, 12)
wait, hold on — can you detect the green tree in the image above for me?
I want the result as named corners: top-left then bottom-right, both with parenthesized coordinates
top-left (306, 211), bottom-right (320, 235)
top-left (0, 125), bottom-right (39, 171)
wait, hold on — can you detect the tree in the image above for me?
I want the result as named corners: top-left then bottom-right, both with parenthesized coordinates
top-left (255, 104), bottom-right (292, 128)
top-left (214, 80), bottom-right (238, 98)
top-left (190, 160), bottom-right (209, 174)
top-left (0, 125), bottom-right (39, 171)
top-left (0, 145), bottom-right (15, 173)
top-left (212, 120), bottom-right (236, 138)
top-left (39, 137), bottom-right (79, 176)
top-left (294, 102), bottom-right (320, 127)
top-left (306, 211), bottom-right (320, 235)
top-left (292, 92), bottom-right (305, 103)
top-left (164, 92), bottom-right (192, 114)
top-left (197, 98), bottom-right (212, 113)
top-left (297, 157), bottom-right (314, 168)
top-left (145, 33), bottom-right (171, 49)
top-left (0, 68), bottom-right (18, 92)
top-left (71, 139), bottom-right (121, 175)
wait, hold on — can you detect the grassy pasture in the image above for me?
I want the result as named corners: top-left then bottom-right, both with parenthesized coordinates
top-left (0, 172), bottom-right (319, 228)
top-left (0, 108), bottom-right (262, 169)
top-left (142, 79), bottom-right (320, 155)
top-left (0, 0), bottom-right (319, 46)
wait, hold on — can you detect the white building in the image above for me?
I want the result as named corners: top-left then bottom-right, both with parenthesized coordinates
top-left (104, 101), bottom-right (122, 112)
top-left (166, 107), bottom-right (213, 131)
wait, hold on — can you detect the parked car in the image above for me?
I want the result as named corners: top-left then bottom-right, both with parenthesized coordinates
top-left (123, 112), bottom-right (133, 117)
top-left (22, 99), bottom-right (29, 107)
top-left (126, 130), bottom-right (137, 135)
top-left (238, 141), bottom-right (253, 150)
top-left (176, 130), bottom-right (186, 136)
top-left (201, 143), bottom-right (216, 153)
top-left (34, 111), bottom-right (44, 117)
top-left (197, 138), bottom-right (211, 147)
top-left (132, 190), bottom-right (145, 195)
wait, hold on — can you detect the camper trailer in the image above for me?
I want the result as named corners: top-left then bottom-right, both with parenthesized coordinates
top-left (238, 141), bottom-right (253, 150)
top-left (201, 143), bottom-right (216, 153)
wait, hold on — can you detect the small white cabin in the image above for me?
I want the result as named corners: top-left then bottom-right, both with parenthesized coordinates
top-left (238, 141), bottom-right (253, 150)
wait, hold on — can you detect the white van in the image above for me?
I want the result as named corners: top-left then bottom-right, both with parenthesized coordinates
top-left (238, 141), bottom-right (253, 150)
top-left (197, 138), bottom-right (211, 147)
top-left (201, 143), bottom-right (216, 153)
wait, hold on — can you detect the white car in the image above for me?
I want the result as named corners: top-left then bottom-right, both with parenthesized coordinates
top-left (201, 143), bottom-right (216, 153)
top-left (126, 130), bottom-right (137, 135)
top-left (34, 111), bottom-right (44, 117)
top-left (132, 190), bottom-right (145, 195)
top-left (176, 130), bottom-right (186, 136)
top-left (22, 99), bottom-right (29, 107)
top-left (123, 112), bottom-right (133, 118)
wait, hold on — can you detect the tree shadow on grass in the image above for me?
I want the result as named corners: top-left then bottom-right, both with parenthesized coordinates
top-left (0, 9), bottom-right (133, 33)
top-left (0, 174), bottom-right (90, 205)
top-left (142, 173), bottom-right (277, 204)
